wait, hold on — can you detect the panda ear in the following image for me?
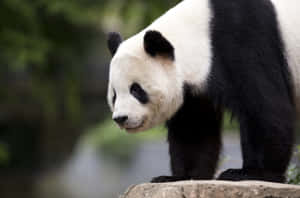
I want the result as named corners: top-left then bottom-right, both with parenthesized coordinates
top-left (144, 30), bottom-right (175, 60)
top-left (107, 32), bottom-right (122, 56)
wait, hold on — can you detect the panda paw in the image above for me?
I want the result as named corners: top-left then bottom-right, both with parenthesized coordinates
top-left (217, 168), bottom-right (285, 183)
top-left (217, 169), bottom-right (250, 181)
top-left (151, 176), bottom-right (190, 183)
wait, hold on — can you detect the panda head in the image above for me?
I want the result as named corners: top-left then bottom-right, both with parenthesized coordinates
top-left (107, 30), bottom-right (184, 133)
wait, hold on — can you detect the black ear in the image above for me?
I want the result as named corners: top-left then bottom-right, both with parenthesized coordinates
top-left (107, 32), bottom-right (122, 56)
top-left (144, 30), bottom-right (175, 60)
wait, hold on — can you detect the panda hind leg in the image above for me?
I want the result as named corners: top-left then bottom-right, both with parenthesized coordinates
top-left (218, 112), bottom-right (294, 183)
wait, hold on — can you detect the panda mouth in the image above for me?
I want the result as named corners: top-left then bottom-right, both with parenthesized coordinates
top-left (125, 119), bottom-right (146, 132)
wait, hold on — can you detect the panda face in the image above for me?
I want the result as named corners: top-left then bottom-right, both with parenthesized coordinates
top-left (107, 31), bottom-right (184, 133)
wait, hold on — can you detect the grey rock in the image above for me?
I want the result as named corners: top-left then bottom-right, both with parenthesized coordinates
top-left (120, 180), bottom-right (300, 198)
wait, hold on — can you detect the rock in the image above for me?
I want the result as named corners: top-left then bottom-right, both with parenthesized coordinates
top-left (120, 180), bottom-right (300, 198)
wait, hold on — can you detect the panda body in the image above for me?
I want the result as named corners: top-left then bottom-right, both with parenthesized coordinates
top-left (107, 0), bottom-right (300, 183)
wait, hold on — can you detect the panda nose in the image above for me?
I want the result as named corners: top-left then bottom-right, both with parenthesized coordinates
top-left (113, 116), bottom-right (128, 125)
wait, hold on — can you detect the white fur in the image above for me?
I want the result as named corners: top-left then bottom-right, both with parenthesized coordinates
top-left (146, 0), bottom-right (212, 89)
top-left (270, 0), bottom-right (300, 111)
top-left (108, 0), bottom-right (212, 132)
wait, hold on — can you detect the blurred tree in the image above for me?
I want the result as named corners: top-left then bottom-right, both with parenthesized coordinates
top-left (0, 0), bottom-right (106, 172)
top-left (0, 1), bottom-right (181, 196)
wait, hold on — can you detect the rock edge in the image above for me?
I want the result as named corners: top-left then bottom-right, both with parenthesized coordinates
top-left (120, 180), bottom-right (300, 198)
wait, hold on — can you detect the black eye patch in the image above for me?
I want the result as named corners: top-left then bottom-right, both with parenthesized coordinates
top-left (130, 83), bottom-right (149, 104)
top-left (112, 89), bottom-right (117, 105)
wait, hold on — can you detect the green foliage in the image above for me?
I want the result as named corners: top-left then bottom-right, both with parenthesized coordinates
top-left (0, 142), bottom-right (10, 165)
top-left (287, 145), bottom-right (300, 185)
top-left (287, 164), bottom-right (300, 185)
top-left (101, 0), bottom-right (181, 36)
top-left (0, 0), bottom-right (106, 127)
top-left (1, 0), bottom-right (181, 69)
top-left (0, 0), bottom-right (103, 68)
top-left (223, 111), bottom-right (239, 131)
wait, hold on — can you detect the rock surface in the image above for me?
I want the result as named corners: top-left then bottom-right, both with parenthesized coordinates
top-left (120, 180), bottom-right (300, 198)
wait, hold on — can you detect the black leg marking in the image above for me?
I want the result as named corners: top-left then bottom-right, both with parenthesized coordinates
top-left (151, 85), bottom-right (223, 183)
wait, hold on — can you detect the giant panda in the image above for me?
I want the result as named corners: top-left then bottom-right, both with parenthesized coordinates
top-left (106, 0), bottom-right (300, 183)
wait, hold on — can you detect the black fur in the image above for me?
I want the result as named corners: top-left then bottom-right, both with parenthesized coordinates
top-left (107, 32), bottom-right (122, 56)
top-left (151, 84), bottom-right (223, 183)
top-left (208, 0), bottom-right (295, 182)
top-left (144, 30), bottom-right (175, 60)
top-left (130, 82), bottom-right (149, 104)
top-left (112, 89), bottom-right (116, 105)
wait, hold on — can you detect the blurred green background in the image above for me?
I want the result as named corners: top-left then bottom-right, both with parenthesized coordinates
top-left (1, 1), bottom-right (183, 198)
top-left (1, 1), bottom-right (299, 198)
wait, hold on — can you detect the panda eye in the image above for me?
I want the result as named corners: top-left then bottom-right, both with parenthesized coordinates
top-left (130, 83), bottom-right (149, 104)
top-left (112, 89), bottom-right (117, 105)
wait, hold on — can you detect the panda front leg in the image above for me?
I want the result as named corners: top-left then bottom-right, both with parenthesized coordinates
top-left (151, 89), bottom-right (223, 183)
